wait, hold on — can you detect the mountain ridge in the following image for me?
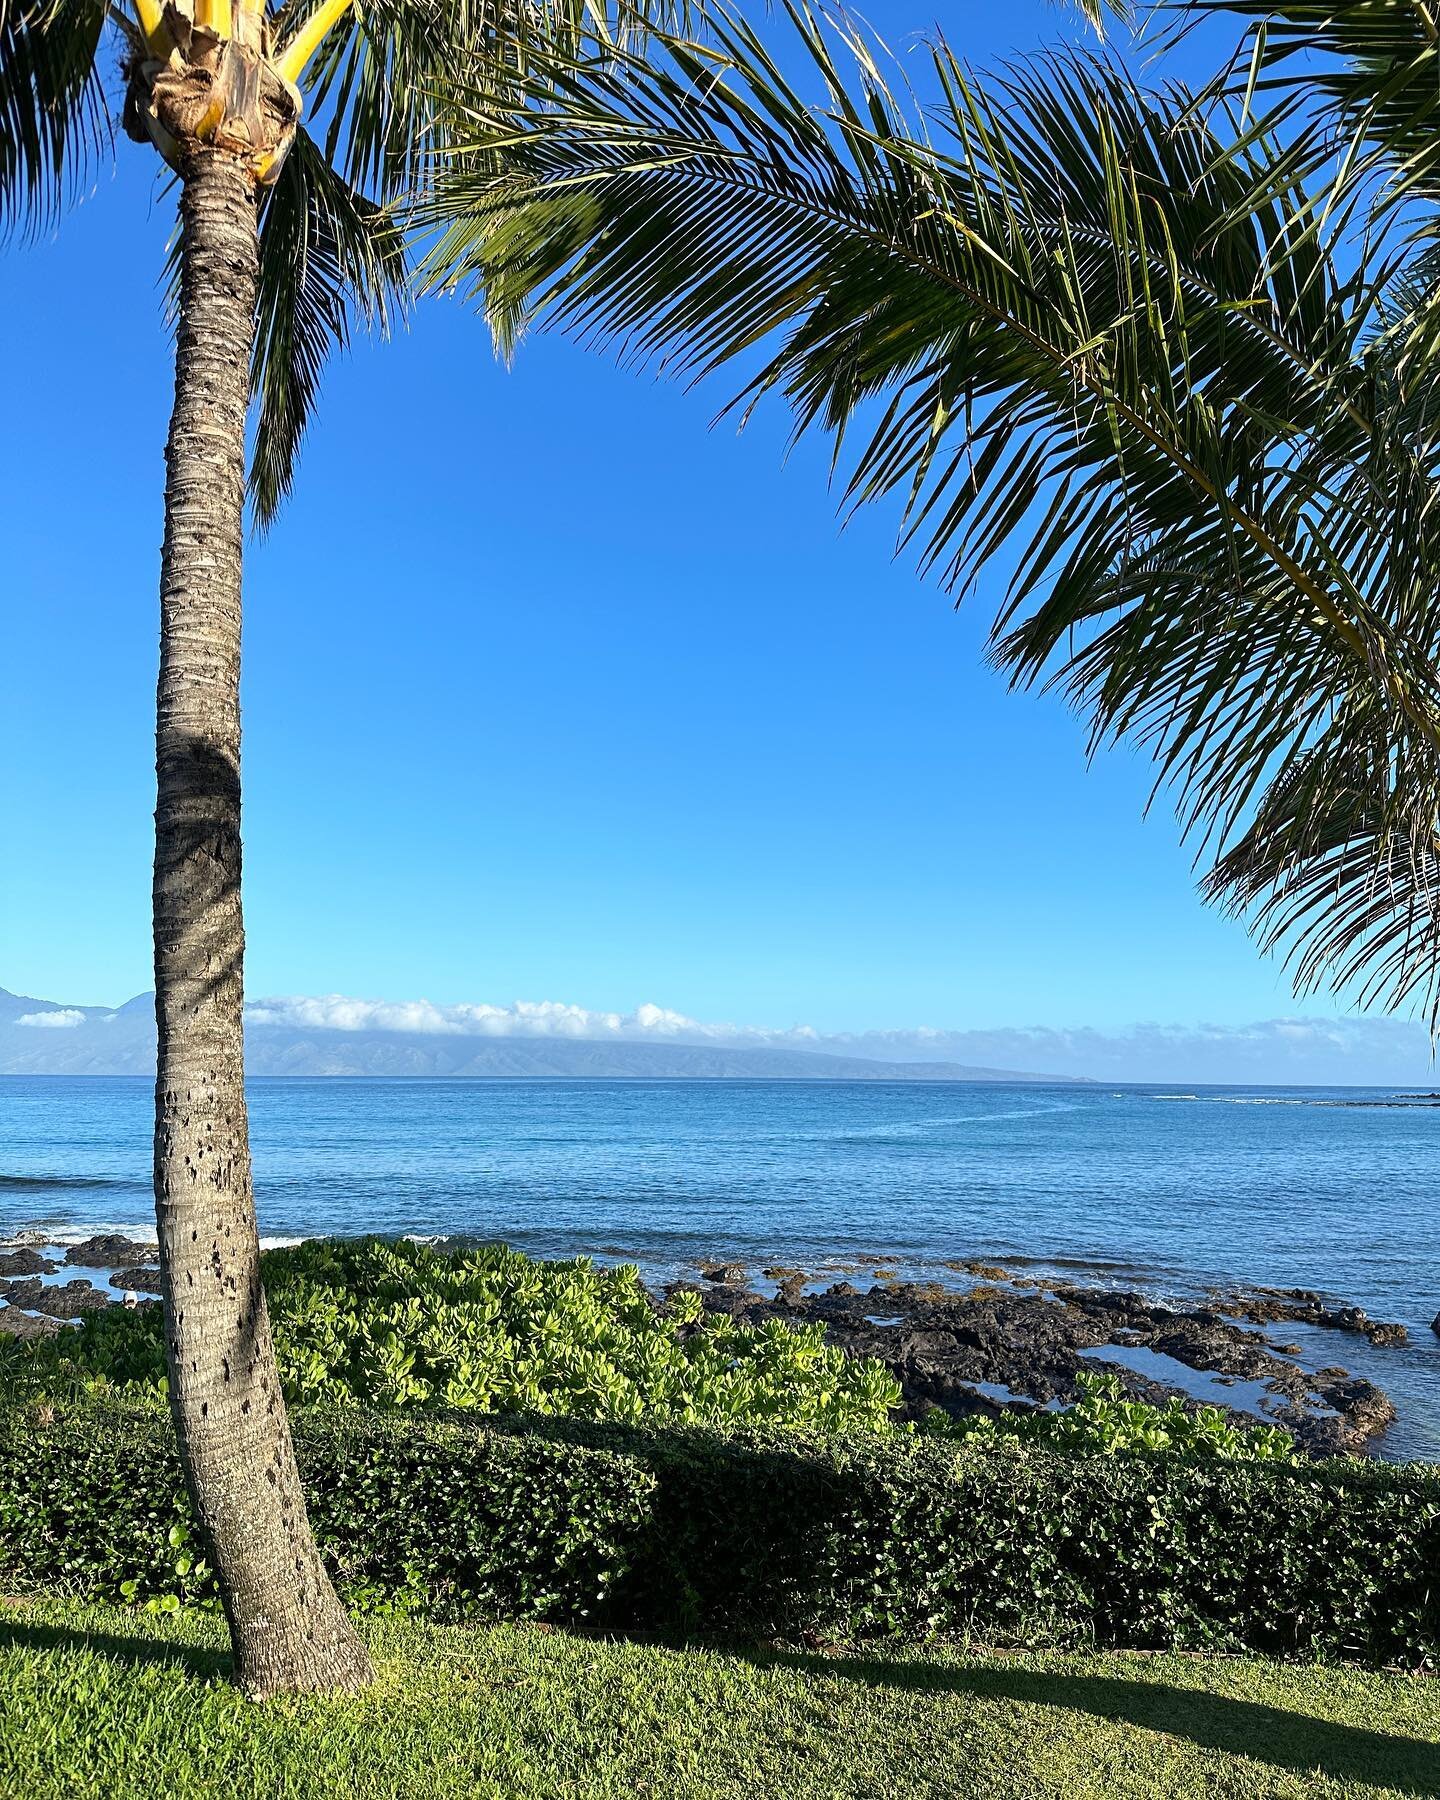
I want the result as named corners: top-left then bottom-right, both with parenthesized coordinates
top-left (0, 988), bottom-right (1083, 1083)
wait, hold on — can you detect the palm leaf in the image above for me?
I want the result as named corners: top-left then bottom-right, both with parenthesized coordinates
top-left (241, 0), bottom-right (691, 507)
top-left (0, 0), bottom-right (109, 236)
top-left (282, 0), bottom-right (694, 203)
top-left (250, 125), bottom-right (408, 524)
top-left (428, 4), bottom-right (1440, 1016)
top-left (1187, 1), bottom-right (1440, 199)
top-left (1207, 726), bottom-right (1440, 1017)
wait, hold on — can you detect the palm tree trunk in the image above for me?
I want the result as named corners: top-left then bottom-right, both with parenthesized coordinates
top-left (153, 144), bottom-right (372, 1699)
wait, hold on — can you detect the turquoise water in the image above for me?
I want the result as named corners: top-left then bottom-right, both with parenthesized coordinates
top-left (3, 1075), bottom-right (1437, 1454)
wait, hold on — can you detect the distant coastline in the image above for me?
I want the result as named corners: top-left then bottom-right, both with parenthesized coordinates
top-left (0, 987), bottom-right (1083, 1083)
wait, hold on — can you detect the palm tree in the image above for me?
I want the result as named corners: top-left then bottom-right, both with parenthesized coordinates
top-left (430, 2), bottom-right (1440, 1023)
top-left (1, 0), bottom-right (652, 1698)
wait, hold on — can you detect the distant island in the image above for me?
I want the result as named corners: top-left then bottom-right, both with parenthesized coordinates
top-left (0, 987), bottom-right (1080, 1082)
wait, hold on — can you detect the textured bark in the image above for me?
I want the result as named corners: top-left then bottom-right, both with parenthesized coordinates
top-left (154, 146), bottom-right (371, 1698)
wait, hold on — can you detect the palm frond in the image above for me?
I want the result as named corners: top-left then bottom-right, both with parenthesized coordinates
top-left (1207, 724), bottom-right (1440, 1019)
top-left (0, 0), bottom-right (109, 237)
top-left (250, 124), bottom-right (409, 525)
top-left (1057, 0), bottom-right (1131, 32)
top-left (280, 0), bottom-right (695, 204)
top-left (1187, 1), bottom-right (1440, 193)
top-left (428, 4), bottom-right (1440, 1015)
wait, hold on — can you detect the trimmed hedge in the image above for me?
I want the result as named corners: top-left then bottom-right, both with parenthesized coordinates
top-left (552, 1420), bottom-right (1440, 1663)
top-left (0, 1407), bottom-right (654, 1623)
top-left (4, 1405), bottom-right (1438, 1664)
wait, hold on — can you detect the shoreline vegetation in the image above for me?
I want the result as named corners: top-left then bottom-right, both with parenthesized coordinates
top-left (6, 1242), bottom-right (1439, 1779)
top-left (0, 1230), bottom-right (1419, 1457)
top-left (7, 1326), bottom-right (1440, 1666)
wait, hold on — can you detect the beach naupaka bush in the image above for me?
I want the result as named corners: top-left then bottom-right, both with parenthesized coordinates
top-left (18, 1238), bottom-right (902, 1431)
top-left (927, 1370), bottom-right (1298, 1461)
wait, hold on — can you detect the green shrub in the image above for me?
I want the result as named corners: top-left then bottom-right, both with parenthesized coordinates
top-left (927, 1370), bottom-right (1299, 1461)
top-left (13, 1238), bottom-right (901, 1430)
top-left (6, 1403), bottom-right (1438, 1664)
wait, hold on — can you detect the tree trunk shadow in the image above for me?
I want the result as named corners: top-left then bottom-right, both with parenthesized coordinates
top-left (745, 1648), bottom-right (1440, 1795)
top-left (0, 1616), bottom-right (229, 1681)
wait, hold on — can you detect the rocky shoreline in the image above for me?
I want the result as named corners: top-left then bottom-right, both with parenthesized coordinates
top-left (0, 1233), bottom-right (1417, 1457)
top-left (0, 1235), bottom-right (167, 1337)
top-left (677, 1257), bottom-right (1410, 1457)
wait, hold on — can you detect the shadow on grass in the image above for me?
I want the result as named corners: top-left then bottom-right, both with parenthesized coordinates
top-left (746, 1649), bottom-right (1440, 1796)
top-left (5, 1613), bottom-right (1435, 1794)
top-left (0, 1616), bottom-right (229, 1682)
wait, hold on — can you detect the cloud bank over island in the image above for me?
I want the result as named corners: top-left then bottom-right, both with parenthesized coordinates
top-left (242, 993), bottom-right (1436, 1084)
top-left (241, 995), bottom-right (764, 1043)
top-left (4, 984), bottom-right (1435, 1082)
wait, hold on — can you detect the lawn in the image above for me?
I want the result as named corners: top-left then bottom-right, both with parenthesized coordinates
top-left (2, 1602), bottom-right (1437, 1798)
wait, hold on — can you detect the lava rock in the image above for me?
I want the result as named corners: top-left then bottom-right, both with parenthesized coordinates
top-left (109, 1266), bottom-right (165, 1295)
top-left (0, 1306), bottom-right (63, 1339)
top-left (700, 1261), bottom-right (747, 1285)
top-left (898, 1329), bottom-right (960, 1369)
top-left (64, 1235), bottom-right (155, 1268)
top-left (1221, 1287), bottom-right (1408, 1345)
top-left (0, 1277), bottom-right (110, 1318)
top-left (944, 1261), bottom-right (1014, 1282)
top-left (0, 1248), bottom-right (50, 1277)
top-left (699, 1262), bottom-right (1401, 1456)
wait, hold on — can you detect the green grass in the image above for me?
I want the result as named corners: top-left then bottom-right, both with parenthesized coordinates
top-left (1, 1601), bottom-right (1437, 1799)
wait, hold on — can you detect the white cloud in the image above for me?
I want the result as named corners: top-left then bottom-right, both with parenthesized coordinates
top-left (15, 1009), bottom-right (87, 1029)
top-left (244, 993), bottom-right (799, 1045)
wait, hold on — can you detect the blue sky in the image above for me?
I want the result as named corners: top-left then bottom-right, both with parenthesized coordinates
top-left (0, 1), bottom-right (1402, 1065)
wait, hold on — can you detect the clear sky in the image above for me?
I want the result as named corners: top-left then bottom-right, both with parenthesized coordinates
top-left (0, 2), bottom-right (1392, 1058)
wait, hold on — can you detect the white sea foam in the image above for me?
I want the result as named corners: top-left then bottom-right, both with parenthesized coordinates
top-left (5, 1221), bottom-right (157, 1249)
top-left (3, 1222), bottom-right (308, 1254)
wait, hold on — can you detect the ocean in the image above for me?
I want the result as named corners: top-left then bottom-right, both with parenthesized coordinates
top-left (3, 1074), bottom-right (1437, 1457)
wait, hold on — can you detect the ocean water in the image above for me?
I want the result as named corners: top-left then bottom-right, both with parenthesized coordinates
top-left (2, 1075), bottom-right (1437, 1456)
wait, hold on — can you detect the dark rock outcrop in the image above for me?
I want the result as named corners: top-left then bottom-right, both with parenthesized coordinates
top-left (699, 1261), bottom-right (748, 1285)
top-left (0, 1248), bottom-right (51, 1277)
top-left (109, 1266), bottom-right (165, 1295)
top-left (1215, 1287), bottom-right (1409, 1347)
top-left (0, 1306), bottom-right (63, 1339)
top-left (684, 1261), bottom-right (1401, 1457)
top-left (0, 1276), bottom-right (109, 1318)
top-left (63, 1235), bottom-right (155, 1268)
